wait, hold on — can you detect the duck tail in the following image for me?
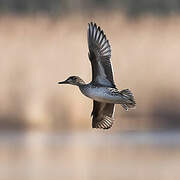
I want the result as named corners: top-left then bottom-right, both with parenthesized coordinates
top-left (120, 89), bottom-right (136, 111)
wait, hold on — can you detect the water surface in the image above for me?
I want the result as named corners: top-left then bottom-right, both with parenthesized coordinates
top-left (1, 130), bottom-right (180, 180)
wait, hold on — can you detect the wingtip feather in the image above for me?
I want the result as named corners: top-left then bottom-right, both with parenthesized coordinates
top-left (92, 116), bottom-right (114, 130)
top-left (88, 22), bottom-right (111, 58)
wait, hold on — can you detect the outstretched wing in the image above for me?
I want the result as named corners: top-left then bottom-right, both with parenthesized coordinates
top-left (88, 22), bottom-right (115, 88)
top-left (91, 101), bottom-right (115, 129)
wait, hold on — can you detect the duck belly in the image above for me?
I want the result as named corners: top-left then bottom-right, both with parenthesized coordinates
top-left (80, 86), bottom-right (124, 104)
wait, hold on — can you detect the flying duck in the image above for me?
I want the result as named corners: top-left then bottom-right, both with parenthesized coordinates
top-left (58, 22), bottom-right (136, 129)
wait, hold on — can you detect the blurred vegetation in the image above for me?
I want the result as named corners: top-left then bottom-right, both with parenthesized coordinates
top-left (0, 0), bottom-right (180, 131)
top-left (0, 14), bottom-right (180, 131)
top-left (0, 0), bottom-right (180, 16)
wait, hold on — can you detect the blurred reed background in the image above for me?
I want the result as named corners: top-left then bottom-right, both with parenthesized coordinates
top-left (0, 0), bottom-right (180, 180)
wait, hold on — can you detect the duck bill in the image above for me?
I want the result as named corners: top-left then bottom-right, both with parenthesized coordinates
top-left (57, 80), bottom-right (68, 84)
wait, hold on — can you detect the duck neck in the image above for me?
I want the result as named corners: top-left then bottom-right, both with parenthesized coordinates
top-left (76, 79), bottom-right (86, 87)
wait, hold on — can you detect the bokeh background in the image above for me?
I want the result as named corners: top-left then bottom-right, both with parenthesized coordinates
top-left (0, 0), bottom-right (180, 180)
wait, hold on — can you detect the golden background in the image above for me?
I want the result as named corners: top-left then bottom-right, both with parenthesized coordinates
top-left (0, 1), bottom-right (180, 179)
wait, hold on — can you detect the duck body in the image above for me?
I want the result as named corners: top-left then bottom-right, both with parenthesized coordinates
top-left (79, 84), bottom-right (129, 104)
